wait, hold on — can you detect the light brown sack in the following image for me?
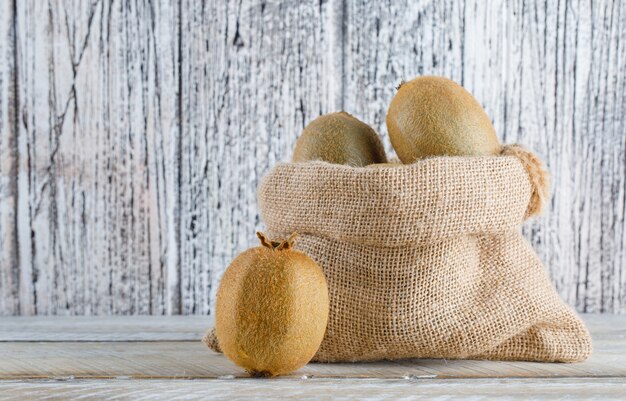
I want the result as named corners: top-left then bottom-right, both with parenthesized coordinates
top-left (205, 145), bottom-right (592, 363)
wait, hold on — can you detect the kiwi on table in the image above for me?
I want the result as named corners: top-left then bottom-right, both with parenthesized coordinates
top-left (293, 112), bottom-right (387, 166)
top-left (386, 76), bottom-right (501, 163)
top-left (215, 232), bottom-right (329, 377)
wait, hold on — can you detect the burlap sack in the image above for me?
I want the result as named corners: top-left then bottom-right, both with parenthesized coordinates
top-left (205, 145), bottom-right (592, 363)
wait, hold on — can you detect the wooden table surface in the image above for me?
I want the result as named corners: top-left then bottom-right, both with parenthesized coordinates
top-left (0, 314), bottom-right (624, 400)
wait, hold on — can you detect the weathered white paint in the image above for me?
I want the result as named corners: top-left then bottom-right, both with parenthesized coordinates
top-left (0, 315), bottom-right (625, 400)
top-left (0, 0), bottom-right (624, 315)
top-left (0, 315), bottom-right (624, 380)
top-left (12, 0), bottom-right (180, 315)
top-left (0, 315), bottom-right (209, 341)
top-left (2, 378), bottom-right (626, 401)
top-left (0, 0), bottom-right (18, 315)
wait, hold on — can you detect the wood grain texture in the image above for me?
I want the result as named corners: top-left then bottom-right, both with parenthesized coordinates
top-left (0, 315), bottom-right (209, 341)
top-left (14, 0), bottom-right (180, 315)
top-left (2, 340), bottom-right (625, 380)
top-left (0, 0), bottom-right (18, 316)
top-left (0, 315), bottom-right (624, 380)
top-left (1, 378), bottom-right (626, 401)
top-left (0, 315), bottom-right (624, 400)
top-left (0, 0), bottom-right (624, 315)
top-left (178, 0), bottom-right (342, 315)
top-left (342, 0), bottom-right (626, 313)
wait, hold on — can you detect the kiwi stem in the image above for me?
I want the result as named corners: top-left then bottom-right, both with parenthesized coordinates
top-left (248, 369), bottom-right (273, 378)
top-left (256, 232), bottom-right (298, 251)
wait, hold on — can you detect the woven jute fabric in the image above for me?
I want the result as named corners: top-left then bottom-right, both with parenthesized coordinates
top-left (205, 145), bottom-right (592, 363)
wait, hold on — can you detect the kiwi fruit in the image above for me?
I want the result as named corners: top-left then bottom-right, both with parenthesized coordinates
top-left (215, 232), bottom-right (329, 377)
top-left (293, 112), bottom-right (387, 166)
top-left (386, 76), bottom-right (501, 163)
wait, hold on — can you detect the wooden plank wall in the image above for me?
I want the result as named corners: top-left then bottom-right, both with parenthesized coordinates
top-left (12, 0), bottom-right (180, 315)
top-left (0, 0), bottom-right (624, 315)
top-left (0, 0), bottom-right (19, 316)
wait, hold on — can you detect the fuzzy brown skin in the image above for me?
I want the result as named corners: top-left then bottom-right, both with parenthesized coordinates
top-left (215, 233), bottom-right (329, 377)
top-left (386, 76), bottom-right (501, 163)
top-left (293, 112), bottom-right (388, 166)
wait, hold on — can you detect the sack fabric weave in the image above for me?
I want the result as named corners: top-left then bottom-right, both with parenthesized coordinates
top-left (205, 145), bottom-right (592, 363)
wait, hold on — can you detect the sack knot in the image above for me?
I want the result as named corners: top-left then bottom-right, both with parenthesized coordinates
top-left (501, 145), bottom-right (550, 217)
